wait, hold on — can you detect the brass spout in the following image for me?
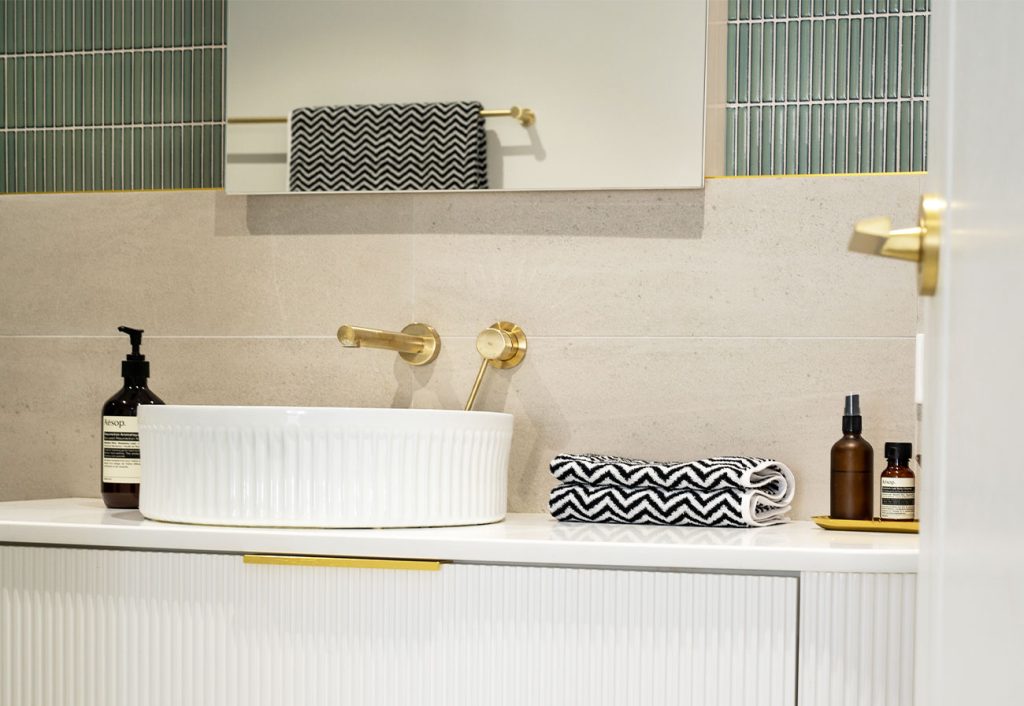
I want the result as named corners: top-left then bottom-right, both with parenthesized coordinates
top-left (336, 323), bottom-right (441, 366)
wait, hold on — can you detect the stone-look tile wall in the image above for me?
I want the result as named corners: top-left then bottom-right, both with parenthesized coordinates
top-left (0, 175), bottom-right (920, 519)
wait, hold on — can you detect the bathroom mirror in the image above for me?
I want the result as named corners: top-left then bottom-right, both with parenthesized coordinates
top-left (225, 0), bottom-right (710, 194)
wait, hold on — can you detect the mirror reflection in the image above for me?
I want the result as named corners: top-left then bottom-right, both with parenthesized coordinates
top-left (225, 0), bottom-right (709, 194)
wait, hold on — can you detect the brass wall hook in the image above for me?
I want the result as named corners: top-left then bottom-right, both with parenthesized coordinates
top-left (464, 322), bottom-right (527, 411)
top-left (337, 323), bottom-right (441, 366)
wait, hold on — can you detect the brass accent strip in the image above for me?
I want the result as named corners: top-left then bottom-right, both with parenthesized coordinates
top-left (229, 106), bottom-right (536, 128)
top-left (243, 554), bottom-right (442, 571)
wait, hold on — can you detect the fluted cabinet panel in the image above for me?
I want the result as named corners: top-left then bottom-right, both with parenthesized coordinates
top-left (0, 546), bottom-right (797, 706)
top-left (798, 571), bottom-right (916, 706)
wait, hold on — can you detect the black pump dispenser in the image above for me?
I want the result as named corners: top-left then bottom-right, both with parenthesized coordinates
top-left (118, 326), bottom-right (150, 380)
top-left (842, 393), bottom-right (863, 434)
top-left (102, 325), bottom-right (164, 510)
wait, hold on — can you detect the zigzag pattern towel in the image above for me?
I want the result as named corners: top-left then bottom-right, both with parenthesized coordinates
top-left (288, 102), bottom-right (488, 192)
top-left (548, 454), bottom-right (795, 528)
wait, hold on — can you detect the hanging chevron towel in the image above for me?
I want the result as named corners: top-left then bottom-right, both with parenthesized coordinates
top-left (288, 102), bottom-right (488, 192)
top-left (548, 454), bottom-right (795, 528)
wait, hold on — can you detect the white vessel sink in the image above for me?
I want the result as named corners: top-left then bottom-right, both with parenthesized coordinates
top-left (137, 405), bottom-right (513, 528)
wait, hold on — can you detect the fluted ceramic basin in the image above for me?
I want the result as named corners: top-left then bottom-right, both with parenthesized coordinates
top-left (137, 405), bottom-right (513, 528)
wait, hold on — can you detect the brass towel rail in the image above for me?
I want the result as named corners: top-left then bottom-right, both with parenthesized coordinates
top-left (228, 106), bottom-right (536, 128)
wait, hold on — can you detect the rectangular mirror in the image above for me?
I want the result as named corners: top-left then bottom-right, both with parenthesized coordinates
top-left (225, 0), bottom-right (709, 194)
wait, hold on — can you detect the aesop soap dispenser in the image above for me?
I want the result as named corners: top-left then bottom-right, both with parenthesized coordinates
top-left (101, 326), bottom-right (164, 509)
top-left (830, 393), bottom-right (874, 520)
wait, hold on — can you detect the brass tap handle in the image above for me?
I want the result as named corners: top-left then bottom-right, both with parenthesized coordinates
top-left (464, 322), bottom-right (527, 411)
top-left (336, 323), bottom-right (441, 366)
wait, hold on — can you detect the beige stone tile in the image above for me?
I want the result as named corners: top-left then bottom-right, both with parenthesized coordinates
top-left (0, 191), bottom-right (415, 336)
top-left (410, 189), bottom-right (705, 236)
top-left (2, 334), bottom-right (912, 522)
top-left (412, 175), bottom-right (924, 337)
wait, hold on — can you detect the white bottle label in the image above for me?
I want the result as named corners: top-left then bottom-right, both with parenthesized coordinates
top-left (102, 416), bottom-right (141, 484)
top-left (880, 477), bottom-right (916, 520)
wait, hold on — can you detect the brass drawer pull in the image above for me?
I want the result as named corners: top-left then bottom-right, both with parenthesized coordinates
top-left (242, 554), bottom-right (442, 571)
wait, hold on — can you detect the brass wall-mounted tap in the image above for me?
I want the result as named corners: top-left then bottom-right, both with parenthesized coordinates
top-left (336, 323), bottom-right (441, 366)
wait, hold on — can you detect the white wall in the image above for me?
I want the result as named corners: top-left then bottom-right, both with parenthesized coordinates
top-left (226, 0), bottom-right (707, 192)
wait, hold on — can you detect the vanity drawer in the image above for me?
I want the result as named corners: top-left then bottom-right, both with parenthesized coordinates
top-left (0, 545), bottom-right (797, 706)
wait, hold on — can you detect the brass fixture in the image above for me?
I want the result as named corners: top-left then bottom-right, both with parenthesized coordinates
top-left (228, 106), bottom-right (537, 128)
top-left (464, 322), bottom-right (527, 411)
top-left (337, 323), bottom-right (441, 366)
top-left (849, 193), bottom-right (946, 296)
top-left (243, 555), bottom-right (442, 571)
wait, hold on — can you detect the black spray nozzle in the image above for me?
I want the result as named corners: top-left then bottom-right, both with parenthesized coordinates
top-left (844, 393), bottom-right (861, 417)
top-left (118, 326), bottom-right (145, 360)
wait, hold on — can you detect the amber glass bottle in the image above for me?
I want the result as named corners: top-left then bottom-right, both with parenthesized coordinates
top-left (101, 327), bottom-right (164, 509)
top-left (880, 442), bottom-right (916, 521)
top-left (830, 394), bottom-right (874, 520)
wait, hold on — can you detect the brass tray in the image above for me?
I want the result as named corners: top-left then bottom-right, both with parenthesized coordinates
top-left (812, 516), bottom-right (919, 534)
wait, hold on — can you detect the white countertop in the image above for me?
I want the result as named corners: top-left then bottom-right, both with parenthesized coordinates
top-left (0, 498), bottom-right (918, 573)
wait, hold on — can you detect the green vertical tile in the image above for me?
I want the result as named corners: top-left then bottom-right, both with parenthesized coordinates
top-left (785, 104), bottom-right (797, 172)
top-left (33, 0), bottom-right (44, 53)
top-left (104, 0), bottom-right (115, 50)
top-left (15, 57), bottom-right (28, 128)
top-left (863, 0), bottom-right (875, 12)
top-left (826, 0), bottom-right (837, 13)
top-left (913, 16), bottom-right (927, 96)
top-left (798, 20), bottom-right (811, 100)
top-left (44, 130), bottom-right (55, 192)
top-left (915, 0), bottom-right (927, 10)
top-left (201, 124), bottom-right (212, 187)
top-left (797, 104), bottom-right (809, 173)
top-left (43, 57), bottom-right (55, 127)
top-left (824, 19), bottom-right (836, 99)
top-left (172, 50), bottom-right (183, 123)
top-left (84, 54), bottom-right (96, 126)
top-left (810, 103), bottom-right (822, 172)
top-left (737, 23), bottom-right (749, 103)
top-left (131, 126), bottom-right (141, 189)
top-left (836, 18), bottom-right (848, 98)
top-left (859, 104), bottom-right (872, 171)
top-left (848, 19), bottom-right (861, 98)
top-left (886, 14), bottom-right (899, 98)
top-left (12, 0), bottom-right (23, 54)
top-left (212, 125), bottom-right (223, 188)
top-left (874, 18), bottom-right (887, 98)
top-left (846, 102), bottom-right (859, 171)
top-left (774, 23), bottom-right (786, 100)
top-left (104, 53), bottom-right (115, 125)
top-left (761, 23), bottom-right (774, 100)
top-left (162, 48), bottom-right (174, 123)
top-left (34, 59), bottom-right (46, 128)
top-left (860, 19), bottom-right (874, 99)
top-left (69, 128), bottom-right (80, 190)
top-left (0, 132), bottom-right (5, 193)
top-left (131, 52), bottom-right (143, 122)
top-left (141, 52), bottom-right (152, 122)
top-left (901, 0), bottom-right (913, 9)
top-left (65, 55), bottom-right (76, 126)
top-left (788, 0), bottom-right (800, 17)
top-left (823, 103), bottom-right (835, 173)
top-left (888, 0), bottom-right (900, 10)
top-left (191, 125), bottom-right (202, 187)
top-left (749, 106), bottom-right (761, 174)
top-left (133, 0), bottom-right (145, 48)
top-left (79, 127), bottom-right (90, 190)
top-left (162, 126), bottom-right (174, 188)
top-left (872, 103), bottom-right (885, 170)
top-left (772, 105), bottom-right (785, 174)
top-left (898, 101), bottom-right (911, 170)
top-left (725, 108), bottom-right (736, 176)
top-left (64, 0), bottom-right (75, 51)
top-left (163, 0), bottom-right (174, 47)
top-left (113, 127), bottom-right (124, 189)
top-left (181, 50), bottom-right (193, 123)
top-left (900, 16), bottom-right (913, 97)
top-left (53, 129), bottom-right (63, 192)
top-left (182, 0), bottom-right (194, 46)
top-left (81, 0), bottom-right (93, 52)
top-left (42, 0), bottom-right (54, 52)
top-left (205, 0), bottom-right (217, 46)
top-left (751, 0), bottom-right (762, 20)
top-left (12, 131), bottom-right (23, 193)
top-left (729, 0), bottom-right (739, 20)
top-left (0, 0), bottom-right (9, 54)
top-left (786, 21), bottom-right (799, 100)
top-left (811, 19), bottom-right (823, 100)
top-left (726, 24), bottom-right (737, 104)
top-left (22, 130), bottom-right (32, 193)
top-left (750, 24), bottom-right (762, 103)
top-left (735, 106), bottom-right (749, 175)
top-left (182, 124), bottom-right (193, 187)
top-left (117, 53), bottom-right (128, 125)
top-left (0, 60), bottom-right (6, 129)
top-left (760, 105), bottom-right (773, 173)
top-left (912, 100), bottom-right (925, 170)
top-left (885, 102), bottom-right (898, 171)
top-left (775, 0), bottom-right (787, 18)
top-left (52, 57), bottom-right (64, 128)
top-left (176, 0), bottom-right (186, 47)
top-left (141, 0), bottom-right (153, 48)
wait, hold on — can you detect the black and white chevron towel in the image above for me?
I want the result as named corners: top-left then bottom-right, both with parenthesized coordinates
top-left (548, 454), bottom-right (795, 528)
top-left (288, 102), bottom-right (488, 192)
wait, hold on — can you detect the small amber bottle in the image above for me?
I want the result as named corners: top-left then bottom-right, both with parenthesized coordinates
top-left (880, 442), bottom-right (916, 521)
top-left (830, 394), bottom-right (874, 520)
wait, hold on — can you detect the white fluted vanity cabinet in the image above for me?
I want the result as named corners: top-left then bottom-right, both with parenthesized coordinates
top-left (0, 500), bottom-right (918, 706)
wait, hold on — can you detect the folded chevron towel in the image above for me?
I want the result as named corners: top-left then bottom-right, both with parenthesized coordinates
top-left (549, 483), bottom-right (791, 528)
top-left (548, 454), bottom-right (795, 528)
top-left (288, 102), bottom-right (488, 192)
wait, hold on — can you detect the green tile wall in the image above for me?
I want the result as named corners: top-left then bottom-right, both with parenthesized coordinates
top-left (0, 0), bottom-right (225, 193)
top-left (726, 0), bottom-right (929, 175)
